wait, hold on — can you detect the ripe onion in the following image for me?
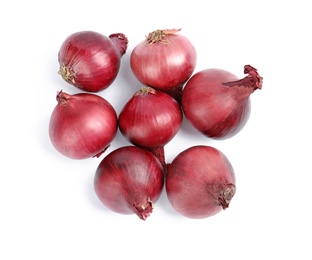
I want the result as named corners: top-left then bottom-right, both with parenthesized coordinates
top-left (182, 65), bottom-right (262, 139)
top-left (49, 90), bottom-right (117, 159)
top-left (94, 146), bottom-right (165, 220)
top-left (118, 86), bottom-right (183, 168)
top-left (166, 145), bottom-right (236, 219)
top-left (130, 29), bottom-right (196, 99)
top-left (58, 31), bottom-right (128, 92)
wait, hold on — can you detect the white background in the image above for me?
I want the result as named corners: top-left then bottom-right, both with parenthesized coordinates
top-left (1, 0), bottom-right (311, 259)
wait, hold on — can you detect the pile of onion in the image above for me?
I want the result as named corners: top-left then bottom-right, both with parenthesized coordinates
top-left (94, 146), bottom-right (164, 220)
top-left (48, 27), bottom-right (263, 221)
top-left (182, 65), bottom-right (262, 139)
top-left (58, 30), bottom-right (128, 92)
top-left (49, 90), bottom-right (117, 159)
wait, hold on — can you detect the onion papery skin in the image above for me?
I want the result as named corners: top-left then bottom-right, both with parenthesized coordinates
top-left (49, 91), bottom-right (117, 159)
top-left (130, 29), bottom-right (197, 92)
top-left (166, 145), bottom-right (236, 219)
top-left (94, 146), bottom-right (165, 220)
top-left (182, 65), bottom-right (262, 139)
top-left (58, 31), bottom-right (128, 92)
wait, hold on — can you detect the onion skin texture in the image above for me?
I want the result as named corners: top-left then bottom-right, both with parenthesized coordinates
top-left (94, 146), bottom-right (165, 220)
top-left (166, 145), bottom-right (236, 219)
top-left (58, 31), bottom-right (128, 92)
top-left (130, 29), bottom-right (197, 92)
top-left (49, 91), bottom-right (117, 159)
top-left (182, 65), bottom-right (262, 139)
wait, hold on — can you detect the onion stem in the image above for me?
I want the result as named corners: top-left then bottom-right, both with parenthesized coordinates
top-left (222, 64), bottom-right (263, 91)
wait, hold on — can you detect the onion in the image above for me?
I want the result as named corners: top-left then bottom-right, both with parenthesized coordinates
top-left (130, 29), bottom-right (196, 100)
top-left (58, 31), bottom-right (128, 92)
top-left (94, 146), bottom-right (165, 220)
top-left (166, 145), bottom-right (236, 219)
top-left (49, 90), bottom-right (117, 159)
top-left (118, 86), bottom-right (183, 168)
top-left (182, 65), bottom-right (263, 139)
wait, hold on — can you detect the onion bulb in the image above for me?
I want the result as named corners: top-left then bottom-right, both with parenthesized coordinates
top-left (182, 65), bottom-right (262, 139)
top-left (49, 90), bottom-right (117, 159)
top-left (58, 31), bottom-right (128, 92)
top-left (118, 86), bottom-right (183, 168)
top-left (130, 29), bottom-right (196, 100)
top-left (94, 146), bottom-right (165, 220)
top-left (166, 145), bottom-right (236, 219)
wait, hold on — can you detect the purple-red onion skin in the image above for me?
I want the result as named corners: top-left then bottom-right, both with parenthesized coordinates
top-left (118, 87), bottom-right (183, 149)
top-left (94, 146), bottom-right (165, 220)
top-left (130, 29), bottom-right (197, 91)
top-left (58, 31), bottom-right (128, 92)
top-left (166, 145), bottom-right (236, 219)
top-left (182, 66), bottom-right (262, 139)
top-left (49, 91), bottom-right (117, 159)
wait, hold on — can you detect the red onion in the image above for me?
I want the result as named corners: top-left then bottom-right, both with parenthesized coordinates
top-left (94, 146), bottom-right (165, 220)
top-left (118, 86), bottom-right (183, 168)
top-left (49, 90), bottom-right (117, 159)
top-left (130, 29), bottom-right (196, 99)
top-left (58, 31), bottom-right (128, 92)
top-left (166, 145), bottom-right (236, 219)
top-left (182, 65), bottom-right (263, 139)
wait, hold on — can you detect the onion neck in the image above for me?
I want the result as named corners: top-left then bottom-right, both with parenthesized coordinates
top-left (109, 33), bottom-right (128, 56)
top-left (56, 90), bottom-right (71, 106)
top-left (136, 85), bottom-right (183, 105)
top-left (208, 182), bottom-right (236, 210)
top-left (218, 183), bottom-right (236, 209)
top-left (130, 199), bottom-right (154, 221)
top-left (135, 86), bottom-right (157, 96)
top-left (146, 28), bottom-right (181, 45)
top-left (147, 146), bottom-right (168, 173)
top-left (222, 65), bottom-right (263, 98)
